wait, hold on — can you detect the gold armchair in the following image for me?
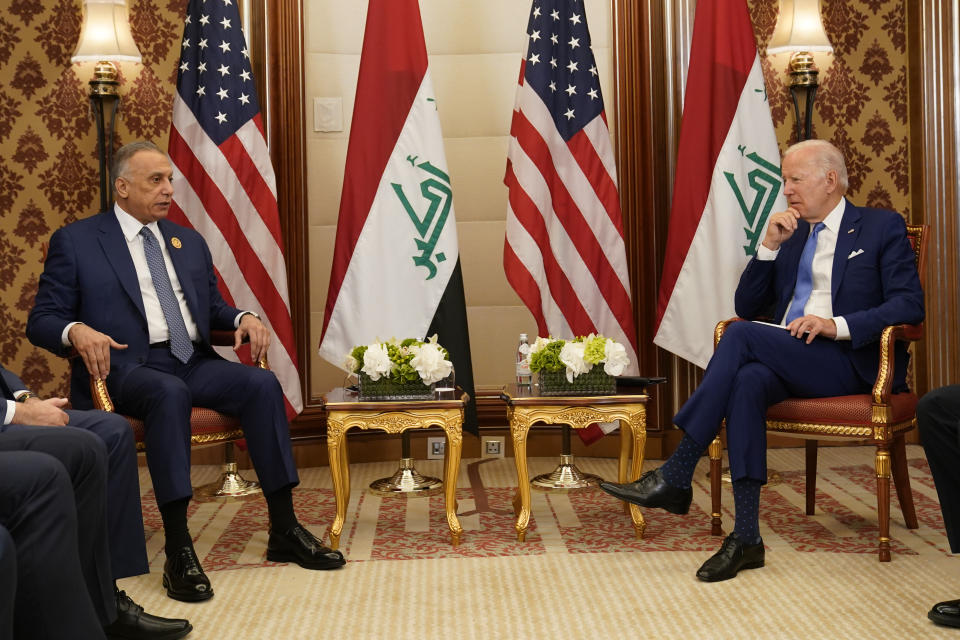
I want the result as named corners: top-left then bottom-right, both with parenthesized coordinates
top-left (708, 223), bottom-right (927, 562)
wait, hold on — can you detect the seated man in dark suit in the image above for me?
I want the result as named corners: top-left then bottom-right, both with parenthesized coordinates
top-left (0, 400), bottom-right (191, 638)
top-left (600, 139), bottom-right (925, 581)
top-left (27, 140), bottom-right (344, 604)
top-left (917, 385), bottom-right (960, 628)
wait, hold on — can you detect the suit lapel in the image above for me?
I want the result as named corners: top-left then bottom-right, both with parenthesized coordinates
top-left (98, 213), bottom-right (147, 322)
top-left (831, 200), bottom-right (862, 301)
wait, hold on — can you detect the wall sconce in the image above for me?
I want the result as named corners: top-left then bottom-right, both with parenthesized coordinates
top-left (767, 0), bottom-right (833, 141)
top-left (72, 0), bottom-right (142, 212)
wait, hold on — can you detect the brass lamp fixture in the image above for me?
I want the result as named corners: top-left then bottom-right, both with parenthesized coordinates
top-left (72, 0), bottom-right (142, 211)
top-left (767, 0), bottom-right (833, 141)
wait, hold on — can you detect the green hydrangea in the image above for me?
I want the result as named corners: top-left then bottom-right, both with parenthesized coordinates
top-left (582, 335), bottom-right (607, 365)
top-left (529, 339), bottom-right (565, 372)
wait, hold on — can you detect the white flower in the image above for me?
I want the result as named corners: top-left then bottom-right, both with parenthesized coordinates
top-left (559, 341), bottom-right (591, 382)
top-left (361, 343), bottom-right (392, 381)
top-left (603, 339), bottom-right (630, 376)
top-left (529, 336), bottom-right (551, 355)
top-left (410, 343), bottom-right (453, 385)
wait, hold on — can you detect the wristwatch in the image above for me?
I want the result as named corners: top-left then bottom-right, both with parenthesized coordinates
top-left (15, 391), bottom-right (35, 403)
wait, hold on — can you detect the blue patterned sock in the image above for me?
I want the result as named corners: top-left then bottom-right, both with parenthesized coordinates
top-left (659, 435), bottom-right (706, 489)
top-left (732, 478), bottom-right (763, 544)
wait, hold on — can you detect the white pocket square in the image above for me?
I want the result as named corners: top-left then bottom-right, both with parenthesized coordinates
top-left (848, 249), bottom-right (864, 259)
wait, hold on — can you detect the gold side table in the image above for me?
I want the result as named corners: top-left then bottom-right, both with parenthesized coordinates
top-left (500, 384), bottom-right (648, 541)
top-left (323, 387), bottom-right (466, 549)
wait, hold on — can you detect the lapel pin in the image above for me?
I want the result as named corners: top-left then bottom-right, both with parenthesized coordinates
top-left (847, 228), bottom-right (855, 233)
top-left (171, 237), bottom-right (182, 249)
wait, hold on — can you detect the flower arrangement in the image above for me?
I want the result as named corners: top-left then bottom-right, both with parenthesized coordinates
top-left (345, 335), bottom-right (453, 386)
top-left (527, 334), bottom-right (630, 383)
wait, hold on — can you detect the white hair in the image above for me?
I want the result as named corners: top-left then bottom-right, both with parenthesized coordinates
top-left (783, 139), bottom-right (849, 193)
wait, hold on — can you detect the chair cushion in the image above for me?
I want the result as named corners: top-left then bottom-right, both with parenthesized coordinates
top-left (766, 393), bottom-right (918, 426)
top-left (125, 408), bottom-right (242, 446)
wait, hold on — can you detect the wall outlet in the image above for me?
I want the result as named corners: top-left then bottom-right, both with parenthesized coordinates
top-left (482, 436), bottom-right (505, 459)
top-left (426, 436), bottom-right (446, 460)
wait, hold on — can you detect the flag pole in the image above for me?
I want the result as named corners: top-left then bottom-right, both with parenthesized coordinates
top-left (368, 431), bottom-right (443, 495)
top-left (530, 425), bottom-right (603, 490)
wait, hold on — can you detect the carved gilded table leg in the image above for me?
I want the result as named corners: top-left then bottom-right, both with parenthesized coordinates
top-left (510, 409), bottom-right (533, 542)
top-left (626, 410), bottom-right (647, 539)
top-left (442, 420), bottom-right (464, 546)
top-left (326, 419), bottom-right (347, 551)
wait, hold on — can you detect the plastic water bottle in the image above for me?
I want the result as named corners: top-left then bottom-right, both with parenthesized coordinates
top-left (516, 333), bottom-right (532, 386)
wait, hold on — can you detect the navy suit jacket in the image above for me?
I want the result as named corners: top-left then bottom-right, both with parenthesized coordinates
top-left (0, 365), bottom-right (24, 402)
top-left (733, 201), bottom-right (924, 388)
top-left (27, 211), bottom-right (242, 408)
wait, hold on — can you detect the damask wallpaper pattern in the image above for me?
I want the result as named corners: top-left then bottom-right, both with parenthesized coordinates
top-left (0, 0), bottom-right (183, 396)
top-left (0, 0), bottom-right (911, 399)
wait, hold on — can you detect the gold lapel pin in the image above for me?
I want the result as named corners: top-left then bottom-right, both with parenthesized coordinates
top-left (171, 237), bottom-right (182, 249)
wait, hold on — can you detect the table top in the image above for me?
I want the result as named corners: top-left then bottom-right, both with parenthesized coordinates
top-left (499, 383), bottom-right (649, 406)
top-left (324, 386), bottom-right (469, 411)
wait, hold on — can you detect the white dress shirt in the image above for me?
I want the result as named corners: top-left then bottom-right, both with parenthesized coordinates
top-left (755, 198), bottom-right (851, 340)
top-left (4, 389), bottom-right (28, 425)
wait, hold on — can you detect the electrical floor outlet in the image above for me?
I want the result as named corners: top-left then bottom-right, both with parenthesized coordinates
top-left (481, 436), bottom-right (505, 459)
top-left (426, 436), bottom-right (446, 460)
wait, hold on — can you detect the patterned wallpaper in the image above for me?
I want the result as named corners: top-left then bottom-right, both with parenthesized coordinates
top-left (0, 0), bottom-right (911, 399)
top-left (749, 0), bottom-right (910, 216)
top-left (0, 0), bottom-right (183, 396)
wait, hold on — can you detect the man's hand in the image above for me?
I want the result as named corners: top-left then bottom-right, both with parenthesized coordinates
top-left (12, 397), bottom-right (69, 427)
top-left (236, 313), bottom-right (270, 364)
top-left (762, 207), bottom-right (802, 250)
top-left (68, 323), bottom-right (128, 380)
top-left (786, 314), bottom-right (837, 344)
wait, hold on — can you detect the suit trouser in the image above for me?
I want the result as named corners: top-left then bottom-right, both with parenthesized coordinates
top-left (0, 433), bottom-right (112, 639)
top-left (110, 347), bottom-right (299, 507)
top-left (0, 526), bottom-right (14, 640)
top-left (917, 384), bottom-right (960, 553)
top-left (674, 322), bottom-right (869, 483)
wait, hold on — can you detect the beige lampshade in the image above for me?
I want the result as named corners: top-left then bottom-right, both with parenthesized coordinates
top-left (71, 0), bottom-right (142, 64)
top-left (767, 0), bottom-right (833, 55)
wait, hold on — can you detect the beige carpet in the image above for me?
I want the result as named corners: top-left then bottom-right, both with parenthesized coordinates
top-left (117, 445), bottom-right (960, 639)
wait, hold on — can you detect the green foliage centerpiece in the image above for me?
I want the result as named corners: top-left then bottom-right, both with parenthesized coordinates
top-left (346, 336), bottom-right (453, 400)
top-left (526, 334), bottom-right (629, 396)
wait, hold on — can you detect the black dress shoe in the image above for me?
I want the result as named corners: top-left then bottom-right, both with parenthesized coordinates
top-left (598, 468), bottom-right (693, 514)
top-left (267, 525), bottom-right (346, 570)
top-left (929, 599), bottom-right (960, 628)
top-left (103, 590), bottom-right (192, 639)
top-left (163, 546), bottom-right (213, 602)
top-left (696, 533), bottom-right (765, 582)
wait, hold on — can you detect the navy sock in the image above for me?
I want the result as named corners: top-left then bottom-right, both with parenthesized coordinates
top-left (732, 478), bottom-right (763, 544)
top-left (266, 485), bottom-right (298, 532)
top-left (159, 497), bottom-right (192, 555)
top-left (659, 435), bottom-right (706, 489)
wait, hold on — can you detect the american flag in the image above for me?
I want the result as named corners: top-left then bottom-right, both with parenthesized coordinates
top-left (504, 0), bottom-right (639, 370)
top-left (167, 0), bottom-right (302, 414)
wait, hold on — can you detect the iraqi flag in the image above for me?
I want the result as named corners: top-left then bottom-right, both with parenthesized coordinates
top-left (318, 0), bottom-right (477, 433)
top-left (653, 0), bottom-right (786, 368)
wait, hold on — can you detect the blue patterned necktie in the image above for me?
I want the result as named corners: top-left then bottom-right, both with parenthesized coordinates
top-left (140, 227), bottom-right (194, 363)
top-left (785, 221), bottom-right (826, 325)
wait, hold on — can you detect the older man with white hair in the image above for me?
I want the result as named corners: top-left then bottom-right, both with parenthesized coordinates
top-left (601, 139), bottom-right (925, 581)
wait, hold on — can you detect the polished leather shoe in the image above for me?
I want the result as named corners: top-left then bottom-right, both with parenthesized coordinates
top-left (163, 546), bottom-right (213, 602)
top-left (103, 590), bottom-right (192, 639)
top-left (598, 468), bottom-right (692, 515)
top-left (929, 599), bottom-right (960, 628)
top-left (696, 533), bottom-right (765, 582)
top-left (267, 525), bottom-right (346, 570)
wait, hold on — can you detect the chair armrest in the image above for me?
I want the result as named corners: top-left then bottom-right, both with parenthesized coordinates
top-left (714, 317), bottom-right (744, 349)
top-left (871, 323), bottom-right (923, 405)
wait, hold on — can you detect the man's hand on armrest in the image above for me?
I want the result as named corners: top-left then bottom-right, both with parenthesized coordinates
top-left (236, 313), bottom-right (270, 364)
top-left (68, 323), bottom-right (128, 380)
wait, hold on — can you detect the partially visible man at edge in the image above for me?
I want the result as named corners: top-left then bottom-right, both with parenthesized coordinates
top-left (27, 140), bottom-right (345, 604)
top-left (601, 139), bottom-right (924, 581)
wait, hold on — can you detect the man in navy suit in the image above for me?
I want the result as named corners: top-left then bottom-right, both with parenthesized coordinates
top-left (28, 141), bottom-right (344, 604)
top-left (0, 364), bottom-right (191, 639)
top-left (917, 386), bottom-right (960, 627)
top-left (601, 139), bottom-right (924, 581)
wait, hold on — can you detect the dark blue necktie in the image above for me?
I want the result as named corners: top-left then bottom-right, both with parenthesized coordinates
top-left (785, 222), bottom-right (826, 325)
top-left (140, 227), bottom-right (194, 363)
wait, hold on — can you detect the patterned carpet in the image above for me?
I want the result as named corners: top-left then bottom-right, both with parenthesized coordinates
top-left (118, 445), bottom-right (958, 639)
